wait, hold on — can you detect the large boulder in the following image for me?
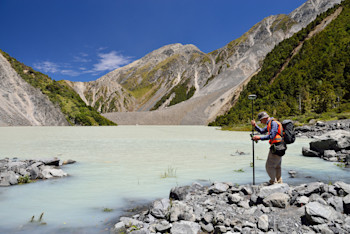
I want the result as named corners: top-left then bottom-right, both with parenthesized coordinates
top-left (263, 193), bottom-right (290, 208)
top-left (258, 183), bottom-right (290, 199)
top-left (170, 186), bottom-right (191, 201)
top-left (309, 130), bottom-right (350, 154)
top-left (304, 202), bottom-right (337, 225)
top-left (0, 171), bottom-right (18, 186)
top-left (151, 198), bottom-right (170, 219)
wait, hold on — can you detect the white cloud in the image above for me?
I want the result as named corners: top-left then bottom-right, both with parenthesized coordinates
top-left (92, 51), bottom-right (131, 72)
top-left (32, 50), bottom-right (132, 78)
top-left (33, 61), bottom-right (59, 73)
top-left (73, 53), bottom-right (91, 63)
top-left (61, 69), bottom-right (81, 77)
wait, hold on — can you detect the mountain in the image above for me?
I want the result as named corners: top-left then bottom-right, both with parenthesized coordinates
top-left (66, 0), bottom-right (343, 125)
top-left (211, 0), bottom-right (350, 126)
top-left (0, 52), bottom-right (69, 126)
top-left (0, 50), bottom-right (116, 126)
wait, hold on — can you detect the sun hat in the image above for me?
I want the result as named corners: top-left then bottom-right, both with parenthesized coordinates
top-left (258, 111), bottom-right (269, 120)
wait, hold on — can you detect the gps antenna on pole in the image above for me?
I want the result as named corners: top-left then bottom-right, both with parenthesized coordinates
top-left (248, 94), bottom-right (257, 185)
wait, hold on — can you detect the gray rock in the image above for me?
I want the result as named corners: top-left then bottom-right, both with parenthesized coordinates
top-left (0, 171), bottom-right (18, 186)
top-left (170, 221), bottom-right (200, 234)
top-left (7, 161), bottom-right (27, 173)
top-left (288, 170), bottom-right (297, 178)
top-left (31, 161), bottom-right (44, 168)
top-left (49, 168), bottom-right (67, 177)
top-left (170, 186), bottom-right (191, 201)
top-left (344, 194), bottom-right (350, 214)
top-left (334, 181), bottom-right (350, 195)
top-left (18, 168), bottom-right (28, 176)
top-left (113, 221), bottom-right (126, 233)
top-left (27, 165), bottom-right (40, 180)
top-left (119, 217), bottom-right (144, 230)
top-left (214, 225), bottom-right (227, 233)
top-left (208, 182), bottom-right (229, 194)
top-left (297, 125), bottom-right (312, 132)
top-left (327, 157), bottom-right (338, 162)
top-left (3, 171), bottom-right (18, 185)
top-left (238, 200), bottom-right (250, 209)
top-left (40, 168), bottom-right (53, 179)
top-left (258, 183), bottom-right (290, 199)
top-left (200, 222), bottom-right (214, 233)
top-left (242, 220), bottom-right (256, 229)
top-left (263, 193), bottom-right (290, 208)
top-left (241, 186), bottom-right (253, 195)
top-left (323, 150), bottom-right (337, 159)
top-left (305, 182), bottom-right (324, 196)
top-left (258, 214), bottom-right (269, 232)
top-left (327, 185), bottom-right (337, 196)
top-left (228, 193), bottom-right (243, 204)
top-left (302, 147), bottom-right (320, 157)
top-left (170, 201), bottom-right (195, 222)
top-left (40, 157), bottom-right (60, 166)
top-left (304, 202), bottom-right (336, 225)
top-left (296, 196), bottom-right (309, 206)
top-left (316, 121), bottom-right (326, 127)
top-left (151, 198), bottom-right (170, 219)
top-left (203, 212), bottom-right (214, 224)
top-left (309, 130), bottom-right (350, 154)
top-left (155, 221), bottom-right (171, 232)
top-left (327, 196), bottom-right (343, 213)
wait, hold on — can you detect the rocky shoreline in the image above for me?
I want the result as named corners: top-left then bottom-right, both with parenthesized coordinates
top-left (0, 157), bottom-right (75, 186)
top-left (300, 126), bottom-right (350, 166)
top-left (295, 119), bottom-right (350, 138)
top-left (112, 181), bottom-right (350, 234)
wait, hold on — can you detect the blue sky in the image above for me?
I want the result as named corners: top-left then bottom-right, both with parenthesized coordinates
top-left (0, 0), bottom-right (305, 82)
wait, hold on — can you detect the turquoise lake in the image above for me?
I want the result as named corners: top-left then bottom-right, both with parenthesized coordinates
top-left (0, 126), bottom-right (349, 233)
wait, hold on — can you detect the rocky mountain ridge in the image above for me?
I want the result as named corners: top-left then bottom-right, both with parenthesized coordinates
top-left (67, 0), bottom-right (343, 125)
top-left (0, 52), bottom-right (69, 126)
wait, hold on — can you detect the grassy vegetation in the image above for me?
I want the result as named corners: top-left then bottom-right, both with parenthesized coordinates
top-left (160, 166), bottom-right (177, 179)
top-left (0, 49), bottom-right (116, 126)
top-left (233, 168), bottom-right (245, 173)
top-left (18, 175), bottom-right (31, 184)
top-left (210, 1), bottom-right (350, 127)
top-left (271, 14), bottom-right (297, 33)
top-left (151, 79), bottom-right (196, 110)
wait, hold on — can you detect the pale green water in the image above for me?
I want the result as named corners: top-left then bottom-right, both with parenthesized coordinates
top-left (0, 126), bottom-right (348, 233)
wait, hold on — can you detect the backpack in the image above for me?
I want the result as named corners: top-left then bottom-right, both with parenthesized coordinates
top-left (282, 120), bottom-right (295, 144)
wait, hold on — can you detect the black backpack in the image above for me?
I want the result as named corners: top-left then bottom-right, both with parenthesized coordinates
top-left (282, 120), bottom-right (295, 144)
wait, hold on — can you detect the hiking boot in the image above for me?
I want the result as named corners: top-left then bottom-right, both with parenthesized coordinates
top-left (277, 178), bottom-right (283, 184)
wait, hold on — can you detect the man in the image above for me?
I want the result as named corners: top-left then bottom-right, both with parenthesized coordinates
top-left (251, 111), bottom-right (284, 185)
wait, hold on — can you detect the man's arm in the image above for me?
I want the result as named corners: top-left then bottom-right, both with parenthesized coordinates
top-left (259, 121), bottom-right (278, 141)
top-left (255, 124), bottom-right (267, 135)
